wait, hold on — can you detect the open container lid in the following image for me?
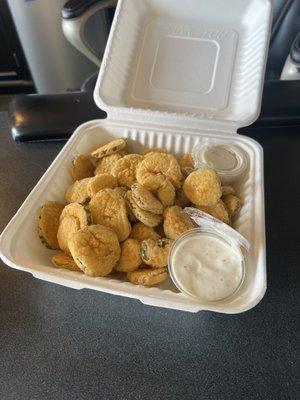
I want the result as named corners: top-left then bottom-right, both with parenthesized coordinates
top-left (94, 0), bottom-right (273, 134)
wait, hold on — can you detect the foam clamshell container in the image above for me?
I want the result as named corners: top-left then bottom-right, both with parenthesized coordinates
top-left (0, 0), bottom-right (273, 313)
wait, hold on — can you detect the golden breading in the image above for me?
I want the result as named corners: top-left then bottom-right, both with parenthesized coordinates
top-left (114, 239), bottom-right (142, 272)
top-left (140, 147), bottom-right (168, 155)
top-left (127, 267), bottom-right (168, 286)
top-left (140, 238), bottom-right (173, 268)
top-left (131, 183), bottom-right (163, 215)
top-left (57, 203), bottom-right (91, 253)
top-left (222, 186), bottom-right (236, 196)
top-left (130, 222), bottom-right (160, 242)
top-left (71, 154), bottom-right (94, 181)
top-left (111, 154), bottom-right (144, 188)
top-left (174, 188), bottom-right (191, 208)
top-left (57, 216), bottom-right (81, 253)
top-left (179, 153), bottom-right (194, 169)
top-left (136, 153), bottom-right (182, 190)
top-left (126, 191), bottom-right (162, 228)
top-left (197, 199), bottom-right (231, 225)
top-left (51, 252), bottom-right (82, 272)
top-left (87, 174), bottom-right (118, 198)
top-left (89, 189), bottom-right (131, 242)
top-left (65, 178), bottom-right (90, 204)
top-left (60, 202), bottom-right (92, 225)
top-left (90, 138), bottom-right (127, 159)
top-left (69, 225), bottom-right (121, 277)
top-left (113, 187), bottom-right (127, 198)
top-left (222, 194), bottom-right (241, 219)
top-left (114, 188), bottom-right (136, 222)
top-left (183, 168), bottom-right (222, 206)
top-left (163, 206), bottom-right (194, 240)
top-left (38, 201), bottom-right (64, 249)
top-left (157, 180), bottom-right (175, 207)
top-left (94, 153), bottom-right (124, 175)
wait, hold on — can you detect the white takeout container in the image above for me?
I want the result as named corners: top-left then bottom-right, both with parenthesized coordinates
top-left (0, 0), bottom-right (273, 313)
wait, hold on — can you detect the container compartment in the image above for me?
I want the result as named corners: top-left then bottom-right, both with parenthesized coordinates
top-left (0, 121), bottom-right (266, 313)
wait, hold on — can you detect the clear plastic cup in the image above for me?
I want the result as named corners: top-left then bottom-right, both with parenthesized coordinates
top-left (168, 209), bottom-right (249, 303)
top-left (192, 141), bottom-right (249, 184)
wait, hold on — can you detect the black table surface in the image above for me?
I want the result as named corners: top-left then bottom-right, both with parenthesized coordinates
top-left (0, 112), bottom-right (298, 400)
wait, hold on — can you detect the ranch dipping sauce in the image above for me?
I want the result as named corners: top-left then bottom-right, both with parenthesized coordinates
top-left (169, 229), bottom-right (245, 302)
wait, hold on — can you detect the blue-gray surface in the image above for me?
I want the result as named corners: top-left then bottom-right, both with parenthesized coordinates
top-left (0, 112), bottom-right (298, 400)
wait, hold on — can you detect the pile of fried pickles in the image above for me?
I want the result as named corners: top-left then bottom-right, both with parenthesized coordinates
top-left (37, 138), bottom-right (242, 287)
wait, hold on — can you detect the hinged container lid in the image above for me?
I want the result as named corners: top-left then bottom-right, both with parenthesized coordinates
top-left (94, 0), bottom-right (273, 134)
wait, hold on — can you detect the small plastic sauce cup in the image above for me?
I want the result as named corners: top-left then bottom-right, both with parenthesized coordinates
top-left (192, 141), bottom-right (248, 184)
top-left (168, 209), bottom-right (250, 303)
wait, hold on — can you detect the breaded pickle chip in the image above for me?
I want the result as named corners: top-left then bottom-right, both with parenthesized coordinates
top-left (57, 216), bottom-right (81, 253)
top-left (157, 180), bottom-right (175, 207)
top-left (38, 201), bottom-right (64, 249)
top-left (140, 238), bottom-right (173, 268)
top-left (94, 153), bottom-right (125, 175)
top-left (65, 178), bottom-right (90, 204)
top-left (126, 191), bottom-right (162, 228)
top-left (61, 202), bottom-right (92, 225)
top-left (71, 155), bottom-right (94, 181)
top-left (130, 222), bottom-right (160, 242)
top-left (51, 252), bottom-right (82, 272)
top-left (222, 186), bottom-right (236, 196)
top-left (87, 174), bottom-right (118, 198)
top-left (163, 206), bottom-right (194, 240)
top-left (69, 225), bottom-right (121, 277)
top-left (89, 189), bottom-right (131, 242)
top-left (179, 153), bottom-right (194, 169)
top-left (136, 153), bottom-right (182, 190)
top-left (57, 203), bottom-right (91, 252)
top-left (127, 267), bottom-right (168, 286)
top-left (131, 183), bottom-right (163, 215)
top-left (197, 199), bottom-right (231, 225)
top-left (183, 168), bottom-right (222, 206)
top-left (111, 154), bottom-right (144, 188)
top-left (90, 138), bottom-right (127, 159)
top-left (222, 194), bottom-right (241, 219)
top-left (115, 238), bottom-right (142, 272)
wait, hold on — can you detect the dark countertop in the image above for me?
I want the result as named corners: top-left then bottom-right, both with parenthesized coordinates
top-left (0, 112), bottom-right (298, 400)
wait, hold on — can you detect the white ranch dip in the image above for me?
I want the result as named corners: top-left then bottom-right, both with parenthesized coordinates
top-left (170, 233), bottom-right (244, 302)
